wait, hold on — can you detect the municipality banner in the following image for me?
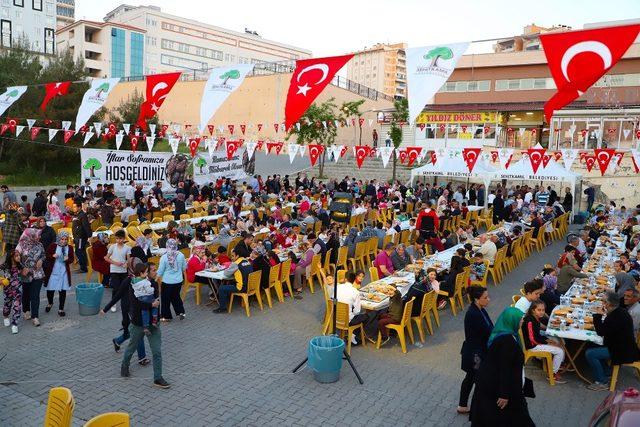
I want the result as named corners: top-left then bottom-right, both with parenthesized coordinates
top-left (75, 78), bottom-right (120, 131)
top-left (199, 64), bottom-right (254, 133)
top-left (0, 86), bottom-right (28, 117)
top-left (192, 150), bottom-right (251, 185)
top-left (406, 42), bottom-right (469, 123)
top-left (80, 148), bottom-right (190, 192)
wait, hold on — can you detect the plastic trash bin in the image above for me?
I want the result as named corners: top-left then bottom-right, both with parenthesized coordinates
top-left (75, 283), bottom-right (104, 316)
top-left (307, 335), bottom-right (344, 383)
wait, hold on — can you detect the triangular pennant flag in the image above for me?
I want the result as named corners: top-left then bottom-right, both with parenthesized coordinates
top-left (462, 147), bottom-right (481, 172)
top-left (295, 123), bottom-right (301, 131)
top-left (168, 137), bottom-right (180, 155)
top-left (368, 119), bottom-right (373, 127)
top-left (93, 122), bottom-right (103, 137)
top-left (245, 141), bottom-right (257, 160)
top-left (542, 154), bottom-right (552, 168)
top-left (358, 118), bottom-right (365, 127)
top-left (518, 127), bottom-right (526, 136)
top-left (146, 135), bottom-right (156, 152)
top-left (207, 124), bottom-right (215, 135)
top-left (308, 144), bottom-right (324, 166)
top-left (266, 141), bottom-right (283, 154)
top-left (256, 123), bottom-right (263, 132)
top-left (225, 140), bottom-right (241, 160)
top-left (339, 145), bottom-right (348, 158)
top-left (123, 123), bottom-right (131, 134)
top-left (630, 150), bottom-right (640, 173)
top-left (288, 143), bottom-right (300, 163)
top-left (273, 123), bottom-right (279, 133)
top-left (129, 135), bottom-right (139, 152)
top-left (322, 121), bottom-right (327, 129)
top-left (461, 125), bottom-right (468, 134)
top-left (490, 150), bottom-right (498, 163)
top-left (30, 127), bottom-right (41, 140)
top-left (149, 123), bottom-right (156, 135)
top-left (527, 147), bottom-right (546, 174)
top-left (0, 124), bottom-right (8, 135)
top-left (398, 149), bottom-right (408, 164)
top-left (188, 138), bottom-right (200, 157)
top-left (334, 120), bottom-right (340, 128)
top-left (353, 145), bottom-right (371, 168)
top-left (15, 125), bottom-right (24, 137)
top-left (61, 121), bottom-right (71, 131)
top-left (27, 119), bottom-right (36, 130)
top-left (430, 151), bottom-right (437, 165)
top-left (83, 131), bottom-right (94, 146)
top-left (240, 124), bottom-right (246, 135)
top-left (228, 124), bottom-right (235, 134)
top-left (299, 144), bottom-right (307, 158)
top-left (379, 146), bottom-right (393, 168)
top-left (405, 146), bottom-right (423, 167)
top-left (584, 154), bottom-right (596, 172)
top-left (48, 128), bottom-right (58, 141)
top-left (114, 133), bottom-right (124, 150)
top-left (623, 129), bottom-right (631, 139)
top-left (418, 123), bottom-right (426, 131)
top-left (553, 151), bottom-right (562, 161)
top-left (594, 148), bottom-right (616, 176)
top-left (560, 148), bottom-right (578, 171)
top-left (205, 138), bottom-right (215, 158)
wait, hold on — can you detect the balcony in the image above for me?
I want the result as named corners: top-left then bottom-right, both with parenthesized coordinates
top-left (84, 58), bottom-right (104, 71)
top-left (83, 41), bottom-right (103, 54)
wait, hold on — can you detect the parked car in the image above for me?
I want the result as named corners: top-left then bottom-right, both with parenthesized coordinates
top-left (589, 388), bottom-right (640, 427)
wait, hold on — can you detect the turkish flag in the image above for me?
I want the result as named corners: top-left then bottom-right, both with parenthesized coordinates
top-left (406, 147), bottom-right (423, 167)
top-left (228, 124), bottom-right (235, 135)
top-left (584, 154), bottom-right (596, 172)
top-left (430, 151), bottom-right (437, 165)
top-left (107, 122), bottom-right (117, 137)
top-left (632, 156), bottom-right (640, 173)
top-left (462, 148), bottom-right (481, 172)
top-left (553, 151), bottom-right (563, 161)
top-left (542, 154), bottom-right (552, 168)
top-left (461, 125), bottom-right (468, 133)
top-left (398, 150), bottom-right (408, 164)
top-left (240, 124), bottom-right (246, 135)
top-left (484, 125), bottom-right (490, 134)
top-left (540, 24), bottom-right (640, 122)
top-left (266, 141), bottom-right (283, 154)
top-left (273, 123), bottom-right (279, 133)
top-left (594, 148), bottom-right (616, 175)
top-left (439, 123), bottom-right (446, 133)
top-left (256, 140), bottom-right (264, 151)
top-left (339, 146), bottom-right (348, 158)
top-left (40, 81), bottom-right (71, 112)
top-left (636, 129), bottom-right (640, 139)
top-left (136, 72), bottom-right (182, 131)
top-left (207, 124), bottom-right (215, 136)
top-left (308, 144), bottom-right (324, 166)
top-left (226, 140), bottom-right (242, 160)
top-left (418, 123), bottom-right (426, 131)
top-left (284, 54), bottom-right (354, 129)
top-left (130, 135), bottom-right (139, 152)
top-left (7, 118), bottom-right (17, 132)
top-left (354, 145), bottom-right (370, 168)
top-left (0, 124), bottom-right (8, 135)
top-left (614, 151), bottom-right (624, 166)
top-left (257, 123), bottom-right (263, 132)
top-left (527, 147), bottom-right (546, 174)
top-left (490, 151), bottom-right (498, 163)
top-left (63, 130), bottom-right (74, 143)
top-left (188, 138), bottom-right (200, 157)
top-left (30, 127), bottom-right (41, 140)
top-left (160, 124), bottom-right (168, 137)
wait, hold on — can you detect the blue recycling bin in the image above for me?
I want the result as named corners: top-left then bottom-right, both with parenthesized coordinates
top-left (75, 283), bottom-right (104, 316)
top-left (307, 335), bottom-right (344, 383)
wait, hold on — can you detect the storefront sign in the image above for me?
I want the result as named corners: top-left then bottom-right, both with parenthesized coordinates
top-left (416, 111), bottom-right (498, 124)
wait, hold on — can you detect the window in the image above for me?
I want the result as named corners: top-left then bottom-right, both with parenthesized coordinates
top-left (130, 32), bottom-right (144, 77)
top-left (32, 0), bottom-right (42, 11)
top-left (110, 27), bottom-right (125, 78)
top-left (14, 0), bottom-right (24, 6)
top-left (1, 20), bottom-right (11, 48)
top-left (439, 80), bottom-right (490, 93)
top-left (146, 17), bottom-right (157, 27)
top-left (44, 27), bottom-right (54, 53)
top-left (224, 53), bottom-right (235, 62)
top-left (593, 73), bottom-right (640, 87)
top-left (495, 78), bottom-right (555, 91)
top-left (161, 22), bottom-right (174, 31)
top-left (146, 36), bottom-right (156, 46)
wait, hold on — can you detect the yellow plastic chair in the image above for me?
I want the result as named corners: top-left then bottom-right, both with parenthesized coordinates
top-left (334, 301), bottom-right (367, 355)
top-left (304, 253), bottom-right (323, 294)
top-left (163, 215), bottom-right (174, 222)
top-left (228, 270), bottom-right (263, 317)
top-left (348, 241), bottom-right (368, 272)
top-left (180, 274), bottom-right (205, 306)
top-left (321, 280), bottom-right (333, 334)
top-left (335, 246), bottom-right (348, 272)
top-left (470, 260), bottom-right (490, 289)
top-left (337, 269), bottom-right (346, 283)
top-left (366, 237), bottom-right (378, 263)
top-left (151, 217), bottom-right (162, 224)
top-left (411, 290), bottom-right (439, 341)
top-left (44, 386), bottom-right (75, 427)
top-left (518, 329), bottom-right (555, 385)
top-left (278, 258), bottom-right (294, 299)
top-left (368, 266), bottom-right (379, 283)
top-left (511, 294), bottom-right (522, 306)
top-left (609, 361), bottom-right (640, 391)
top-left (262, 263), bottom-right (282, 307)
top-left (447, 270), bottom-right (466, 316)
top-left (83, 412), bottom-right (130, 427)
top-left (322, 248), bottom-right (334, 277)
top-left (85, 245), bottom-right (103, 283)
top-left (376, 297), bottom-right (415, 354)
top-left (180, 214), bottom-right (191, 220)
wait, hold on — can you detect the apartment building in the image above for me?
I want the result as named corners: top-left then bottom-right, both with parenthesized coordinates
top-left (56, 20), bottom-right (145, 78)
top-left (56, 0), bottom-right (74, 29)
top-left (1, 0), bottom-right (57, 54)
top-left (102, 4), bottom-right (311, 75)
top-left (346, 42), bottom-right (407, 99)
top-left (493, 23), bottom-right (571, 53)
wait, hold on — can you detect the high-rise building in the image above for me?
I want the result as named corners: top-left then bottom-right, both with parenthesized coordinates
top-left (346, 43), bottom-right (407, 99)
top-left (493, 23), bottom-right (571, 53)
top-left (1, 0), bottom-right (57, 54)
top-left (56, 20), bottom-right (145, 78)
top-left (56, 0), bottom-right (75, 29)
top-left (102, 5), bottom-right (311, 75)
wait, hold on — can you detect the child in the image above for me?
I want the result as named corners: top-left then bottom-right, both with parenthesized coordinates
top-left (1, 250), bottom-right (25, 334)
top-left (521, 300), bottom-right (567, 384)
top-left (470, 252), bottom-right (486, 281)
top-left (131, 263), bottom-right (158, 336)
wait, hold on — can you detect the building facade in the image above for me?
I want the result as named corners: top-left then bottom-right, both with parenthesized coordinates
top-left (493, 23), bottom-right (571, 53)
top-left (56, 20), bottom-right (145, 78)
top-left (56, 0), bottom-right (74, 29)
top-left (1, 0), bottom-right (57, 54)
top-left (346, 43), bottom-right (407, 99)
top-left (102, 5), bottom-right (311, 75)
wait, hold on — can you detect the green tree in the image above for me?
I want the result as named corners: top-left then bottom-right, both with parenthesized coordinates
top-left (339, 99), bottom-right (366, 145)
top-left (285, 98), bottom-right (339, 178)
top-left (424, 47), bottom-right (453, 67)
top-left (390, 98), bottom-right (409, 182)
top-left (82, 157), bottom-right (102, 178)
top-left (195, 157), bottom-right (207, 173)
top-left (220, 69), bottom-right (240, 85)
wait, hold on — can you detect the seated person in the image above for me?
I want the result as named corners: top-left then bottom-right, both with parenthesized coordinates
top-left (406, 237), bottom-right (425, 260)
top-left (424, 231), bottom-right (445, 253)
top-left (214, 248), bottom-right (253, 314)
top-left (336, 271), bottom-right (374, 345)
top-left (374, 243), bottom-right (395, 278)
top-left (514, 278), bottom-right (544, 314)
top-left (470, 252), bottom-right (486, 282)
top-left (540, 267), bottom-right (560, 314)
top-left (390, 244), bottom-right (412, 271)
top-left (186, 242), bottom-right (210, 285)
top-left (586, 291), bottom-right (640, 390)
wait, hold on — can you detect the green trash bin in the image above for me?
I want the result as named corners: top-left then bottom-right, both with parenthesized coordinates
top-left (75, 283), bottom-right (104, 316)
top-left (307, 335), bottom-right (344, 383)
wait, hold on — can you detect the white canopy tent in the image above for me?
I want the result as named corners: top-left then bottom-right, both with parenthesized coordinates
top-left (410, 158), bottom-right (497, 189)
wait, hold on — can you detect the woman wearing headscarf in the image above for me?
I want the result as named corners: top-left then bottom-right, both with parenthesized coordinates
top-left (16, 228), bottom-right (46, 326)
top-left (344, 227), bottom-right (359, 258)
top-left (44, 231), bottom-right (75, 317)
top-left (91, 232), bottom-right (111, 287)
top-left (471, 307), bottom-right (534, 426)
top-left (157, 238), bottom-right (187, 321)
top-left (131, 235), bottom-right (152, 264)
top-left (36, 217), bottom-right (56, 251)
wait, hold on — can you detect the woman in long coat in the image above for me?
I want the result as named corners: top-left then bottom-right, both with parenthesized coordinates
top-left (44, 231), bottom-right (75, 317)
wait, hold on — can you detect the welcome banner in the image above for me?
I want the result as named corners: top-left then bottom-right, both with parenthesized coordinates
top-left (192, 150), bottom-right (250, 185)
top-left (80, 148), bottom-right (180, 192)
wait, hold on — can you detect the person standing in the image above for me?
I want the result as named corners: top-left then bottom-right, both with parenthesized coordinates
top-left (72, 202), bottom-right (91, 274)
top-left (105, 229), bottom-right (131, 313)
top-left (43, 231), bottom-right (75, 317)
top-left (477, 185), bottom-right (486, 207)
top-left (2, 203), bottom-right (22, 252)
top-left (562, 187), bottom-right (573, 213)
top-left (2, 250), bottom-right (24, 334)
top-left (471, 307), bottom-right (534, 426)
top-left (584, 186), bottom-right (595, 213)
top-left (458, 286), bottom-right (493, 414)
top-left (16, 228), bottom-right (46, 326)
top-left (37, 217), bottom-right (56, 252)
top-left (372, 129), bottom-right (379, 148)
top-left (157, 239), bottom-right (187, 321)
top-left (120, 262), bottom-right (169, 388)
top-left (492, 190), bottom-right (505, 225)
top-left (125, 180), bottom-right (136, 203)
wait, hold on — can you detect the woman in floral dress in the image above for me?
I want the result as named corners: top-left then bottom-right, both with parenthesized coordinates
top-left (2, 250), bottom-right (25, 334)
top-left (16, 228), bottom-right (46, 326)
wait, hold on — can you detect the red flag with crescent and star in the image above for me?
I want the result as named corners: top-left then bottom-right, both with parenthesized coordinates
top-left (130, 135), bottom-right (139, 152)
top-left (398, 149), bottom-right (408, 164)
top-left (594, 148), bottom-right (616, 176)
top-left (527, 147), bottom-right (546, 174)
top-left (136, 72), bottom-right (182, 131)
top-left (284, 54), bottom-right (354, 129)
top-left (540, 24), bottom-right (640, 122)
top-left (226, 140), bottom-right (242, 160)
top-left (584, 154), bottom-right (596, 172)
top-left (188, 137), bottom-right (200, 157)
top-left (462, 148), bottom-right (481, 173)
top-left (405, 147), bottom-right (423, 167)
top-left (40, 81), bottom-right (71, 112)
top-left (266, 141), bottom-right (283, 155)
top-left (353, 145), bottom-right (371, 168)
top-left (308, 144), bottom-right (324, 167)
top-left (542, 154), bottom-right (552, 168)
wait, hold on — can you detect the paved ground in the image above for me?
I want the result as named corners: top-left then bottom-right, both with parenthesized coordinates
top-left (0, 230), bottom-right (635, 426)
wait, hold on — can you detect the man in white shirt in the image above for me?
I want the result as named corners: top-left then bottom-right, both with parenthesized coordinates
top-left (524, 190), bottom-right (533, 204)
top-left (125, 180), bottom-right (136, 202)
top-left (478, 234), bottom-right (497, 264)
top-left (623, 288), bottom-right (640, 335)
top-left (120, 201), bottom-right (137, 224)
top-left (336, 271), bottom-right (372, 344)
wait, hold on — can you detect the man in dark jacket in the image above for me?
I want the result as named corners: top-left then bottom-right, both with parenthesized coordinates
top-left (73, 202), bottom-right (92, 273)
top-left (586, 291), bottom-right (640, 390)
top-left (32, 191), bottom-right (47, 217)
top-left (492, 190), bottom-right (505, 225)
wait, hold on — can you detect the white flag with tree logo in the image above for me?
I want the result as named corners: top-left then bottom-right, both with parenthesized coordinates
top-left (406, 43), bottom-right (469, 123)
top-left (0, 86), bottom-right (28, 117)
top-left (75, 78), bottom-right (120, 131)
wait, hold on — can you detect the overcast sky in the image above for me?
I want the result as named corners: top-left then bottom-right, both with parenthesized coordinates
top-left (77, 0), bottom-right (639, 56)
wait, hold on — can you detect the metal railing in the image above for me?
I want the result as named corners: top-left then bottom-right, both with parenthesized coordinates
top-left (120, 60), bottom-right (395, 102)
